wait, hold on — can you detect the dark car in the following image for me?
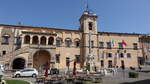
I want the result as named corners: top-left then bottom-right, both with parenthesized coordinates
top-left (48, 68), bottom-right (59, 75)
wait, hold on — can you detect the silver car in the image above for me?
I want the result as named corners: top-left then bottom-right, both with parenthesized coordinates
top-left (13, 68), bottom-right (38, 78)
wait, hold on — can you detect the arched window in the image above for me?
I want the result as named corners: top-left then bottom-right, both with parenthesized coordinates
top-left (24, 35), bottom-right (30, 44)
top-left (40, 36), bottom-right (46, 45)
top-left (56, 37), bottom-right (62, 47)
top-left (32, 36), bottom-right (39, 44)
top-left (48, 37), bottom-right (54, 45)
top-left (89, 22), bottom-right (93, 30)
top-left (65, 38), bottom-right (72, 47)
top-left (74, 38), bottom-right (80, 48)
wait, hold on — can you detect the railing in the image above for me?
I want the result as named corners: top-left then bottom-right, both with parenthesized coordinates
top-left (2, 46), bottom-right (30, 62)
top-left (29, 44), bottom-right (56, 49)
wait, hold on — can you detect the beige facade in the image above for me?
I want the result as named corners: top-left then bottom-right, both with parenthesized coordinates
top-left (0, 11), bottom-right (143, 71)
top-left (139, 35), bottom-right (150, 64)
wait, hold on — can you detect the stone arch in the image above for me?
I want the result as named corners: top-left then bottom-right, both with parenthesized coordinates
top-left (40, 36), bottom-right (46, 45)
top-left (33, 50), bottom-right (51, 70)
top-left (32, 36), bottom-right (39, 44)
top-left (12, 57), bottom-right (26, 69)
top-left (48, 37), bottom-right (54, 45)
top-left (24, 35), bottom-right (30, 44)
top-left (56, 37), bottom-right (63, 41)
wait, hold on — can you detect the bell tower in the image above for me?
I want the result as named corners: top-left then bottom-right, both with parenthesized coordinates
top-left (79, 1), bottom-right (99, 71)
top-left (79, 11), bottom-right (98, 34)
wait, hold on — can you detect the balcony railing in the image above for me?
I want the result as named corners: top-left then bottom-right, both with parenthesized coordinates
top-left (29, 44), bottom-right (56, 49)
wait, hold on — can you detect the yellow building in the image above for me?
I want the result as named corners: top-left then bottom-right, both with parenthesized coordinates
top-left (0, 11), bottom-right (142, 71)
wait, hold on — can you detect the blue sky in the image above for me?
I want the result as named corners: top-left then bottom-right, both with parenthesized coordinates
top-left (0, 0), bottom-right (150, 34)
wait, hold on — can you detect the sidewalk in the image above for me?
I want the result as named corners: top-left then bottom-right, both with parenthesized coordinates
top-left (101, 69), bottom-right (150, 84)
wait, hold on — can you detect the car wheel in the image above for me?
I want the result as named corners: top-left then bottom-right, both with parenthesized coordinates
top-left (32, 74), bottom-right (37, 78)
top-left (16, 74), bottom-right (20, 78)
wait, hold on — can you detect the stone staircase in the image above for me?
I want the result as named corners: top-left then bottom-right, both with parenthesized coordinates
top-left (0, 46), bottom-right (30, 65)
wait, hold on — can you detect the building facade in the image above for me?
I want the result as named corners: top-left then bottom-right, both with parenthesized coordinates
top-left (139, 35), bottom-right (150, 64)
top-left (0, 11), bottom-right (143, 71)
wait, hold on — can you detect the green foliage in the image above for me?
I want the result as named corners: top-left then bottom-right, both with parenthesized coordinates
top-left (6, 80), bottom-right (30, 84)
top-left (129, 72), bottom-right (139, 78)
top-left (130, 66), bottom-right (135, 70)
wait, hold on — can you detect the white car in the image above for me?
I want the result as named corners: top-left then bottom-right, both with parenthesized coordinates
top-left (76, 69), bottom-right (83, 73)
top-left (13, 68), bottom-right (38, 78)
top-left (0, 65), bottom-right (4, 71)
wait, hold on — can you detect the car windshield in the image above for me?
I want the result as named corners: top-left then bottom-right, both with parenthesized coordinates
top-left (20, 69), bottom-right (34, 72)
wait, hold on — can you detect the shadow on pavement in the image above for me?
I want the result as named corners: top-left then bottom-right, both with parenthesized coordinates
top-left (120, 79), bottom-right (150, 84)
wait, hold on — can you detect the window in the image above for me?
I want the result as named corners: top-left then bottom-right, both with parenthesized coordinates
top-left (48, 37), bottom-right (54, 45)
top-left (127, 53), bottom-right (131, 58)
top-left (75, 55), bottom-right (80, 63)
top-left (2, 51), bottom-right (6, 55)
top-left (121, 60), bottom-right (125, 67)
top-left (89, 41), bottom-right (94, 48)
top-left (88, 22), bottom-right (93, 30)
top-left (107, 53), bottom-right (112, 58)
top-left (99, 42), bottom-right (104, 48)
top-left (15, 37), bottom-right (21, 45)
top-left (56, 54), bottom-right (60, 63)
top-left (107, 42), bottom-right (111, 49)
top-left (32, 36), bottom-right (39, 44)
top-left (66, 57), bottom-right (70, 66)
top-left (2, 36), bottom-right (10, 45)
top-left (65, 39), bottom-right (72, 47)
top-left (108, 60), bottom-right (113, 68)
top-left (133, 43), bottom-right (138, 50)
top-left (56, 39), bottom-right (61, 47)
top-left (118, 42), bottom-right (123, 49)
top-left (24, 35), bottom-right (30, 44)
top-left (40, 36), bottom-right (46, 45)
top-left (119, 53), bottom-right (124, 58)
top-left (101, 60), bottom-right (104, 67)
top-left (75, 41), bottom-right (80, 48)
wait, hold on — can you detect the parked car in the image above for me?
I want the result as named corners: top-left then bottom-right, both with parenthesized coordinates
top-left (48, 68), bottom-right (59, 75)
top-left (98, 68), bottom-right (117, 76)
top-left (76, 69), bottom-right (83, 73)
top-left (13, 68), bottom-right (38, 78)
top-left (0, 65), bottom-right (4, 71)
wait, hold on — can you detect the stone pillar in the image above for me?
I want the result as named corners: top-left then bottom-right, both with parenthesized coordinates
top-left (38, 36), bottom-right (41, 45)
top-left (30, 35), bottom-right (33, 44)
top-left (21, 35), bottom-right (24, 46)
top-left (46, 36), bottom-right (49, 45)
top-left (53, 37), bottom-right (56, 46)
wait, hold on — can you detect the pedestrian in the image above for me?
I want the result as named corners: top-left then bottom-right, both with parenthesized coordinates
top-left (138, 66), bottom-right (142, 71)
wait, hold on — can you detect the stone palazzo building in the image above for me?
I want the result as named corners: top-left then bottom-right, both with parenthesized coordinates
top-left (0, 11), bottom-right (143, 71)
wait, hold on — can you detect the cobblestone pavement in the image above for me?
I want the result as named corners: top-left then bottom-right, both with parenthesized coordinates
top-left (3, 68), bottom-right (150, 84)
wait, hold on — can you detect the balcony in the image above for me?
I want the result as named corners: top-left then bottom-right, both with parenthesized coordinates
top-left (29, 44), bottom-right (56, 49)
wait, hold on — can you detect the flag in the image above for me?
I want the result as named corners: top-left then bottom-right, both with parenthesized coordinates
top-left (44, 61), bottom-right (49, 77)
top-left (73, 61), bottom-right (76, 75)
top-left (110, 40), bottom-right (115, 47)
top-left (122, 40), bottom-right (127, 46)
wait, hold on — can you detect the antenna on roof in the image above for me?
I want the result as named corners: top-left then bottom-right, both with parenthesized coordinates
top-left (84, 0), bottom-right (93, 14)
top-left (17, 22), bottom-right (22, 25)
